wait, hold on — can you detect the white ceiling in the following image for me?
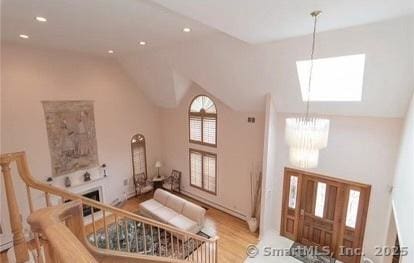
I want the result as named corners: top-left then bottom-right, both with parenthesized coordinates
top-left (120, 16), bottom-right (414, 117)
top-left (1, 0), bottom-right (216, 55)
top-left (1, 0), bottom-right (414, 117)
top-left (152, 0), bottom-right (414, 43)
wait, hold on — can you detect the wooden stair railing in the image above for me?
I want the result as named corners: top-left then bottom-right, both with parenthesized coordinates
top-left (0, 152), bottom-right (218, 263)
top-left (27, 200), bottom-right (98, 263)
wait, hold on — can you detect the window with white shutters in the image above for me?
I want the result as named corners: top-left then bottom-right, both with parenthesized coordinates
top-left (190, 151), bottom-right (202, 188)
top-left (189, 95), bottom-right (217, 146)
top-left (190, 116), bottom-right (202, 142)
top-left (203, 117), bottom-right (216, 145)
top-left (189, 149), bottom-right (217, 194)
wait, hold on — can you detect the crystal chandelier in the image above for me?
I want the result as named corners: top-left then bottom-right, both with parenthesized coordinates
top-left (285, 11), bottom-right (330, 169)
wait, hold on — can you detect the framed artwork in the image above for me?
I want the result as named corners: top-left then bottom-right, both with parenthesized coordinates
top-left (42, 100), bottom-right (99, 177)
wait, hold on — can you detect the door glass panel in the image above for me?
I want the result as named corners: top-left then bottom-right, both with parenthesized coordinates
top-left (345, 189), bottom-right (360, 228)
top-left (314, 182), bottom-right (327, 217)
top-left (288, 176), bottom-right (298, 209)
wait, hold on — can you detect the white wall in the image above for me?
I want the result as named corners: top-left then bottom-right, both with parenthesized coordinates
top-left (392, 93), bottom-right (414, 263)
top-left (160, 84), bottom-right (264, 218)
top-left (259, 94), bottom-right (278, 236)
top-left (269, 113), bottom-right (402, 262)
top-left (0, 43), bottom-right (162, 237)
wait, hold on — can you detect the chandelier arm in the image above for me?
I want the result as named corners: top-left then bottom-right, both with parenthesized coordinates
top-left (306, 12), bottom-right (320, 119)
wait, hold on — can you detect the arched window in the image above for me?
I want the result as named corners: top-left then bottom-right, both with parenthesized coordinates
top-left (189, 95), bottom-right (217, 146)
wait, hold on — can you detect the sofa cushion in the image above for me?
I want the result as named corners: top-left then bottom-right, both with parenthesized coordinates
top-left (168, 215), bottom-right (199, 234)
top-left (165, 194), bottom-right (185, 213)
top-left (153, 206), bottom-right (179, 222)
top-left (139, 199), bottom-right (163, 212)
top-left (182, 202), bottom-right (206, 225)
top-left (153, 189), bottom-right (170, 205)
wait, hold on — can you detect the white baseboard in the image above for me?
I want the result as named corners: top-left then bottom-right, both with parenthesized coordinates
top-left (181, 190), bottom-right (247, 221)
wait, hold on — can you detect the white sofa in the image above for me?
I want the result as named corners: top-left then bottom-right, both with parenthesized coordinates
top-left (138, 189), bottom-right (206, 234)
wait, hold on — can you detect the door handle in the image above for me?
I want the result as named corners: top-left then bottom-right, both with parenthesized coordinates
top-left (300, 209), bottom-right (305, 216)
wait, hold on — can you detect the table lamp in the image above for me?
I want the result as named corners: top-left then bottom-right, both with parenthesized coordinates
top-left (155, 161), bottom-right (162, 178)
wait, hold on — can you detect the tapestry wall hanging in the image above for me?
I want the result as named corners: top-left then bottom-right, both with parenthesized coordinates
top-left (42, 101), bottom-right (99, 177)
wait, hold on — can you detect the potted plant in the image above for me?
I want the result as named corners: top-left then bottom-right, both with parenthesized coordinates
top-left (247, 170), bottom-right (262, 233)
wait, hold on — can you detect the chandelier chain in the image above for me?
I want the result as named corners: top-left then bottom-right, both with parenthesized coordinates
top-left (306, 12), bottom-right (320, 119)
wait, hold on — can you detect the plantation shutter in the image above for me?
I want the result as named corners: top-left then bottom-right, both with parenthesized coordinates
top-left (190, 116), bottom-right (202, 142)
top-left (203, 154), bottom-right (216, 192)
top-left (190, 151), bottom-right (202, 187)
top-left (203, 117), bottom-right (216, 145)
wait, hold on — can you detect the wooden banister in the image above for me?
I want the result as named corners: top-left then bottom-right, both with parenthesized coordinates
top-left (11, 152), bottom-right (214, 242)
top-left (27, 200), bottom-right (98, 263)
top-left (0, 155), bottom-right (29, 263)
top-left (1, 152), bottom-right (219, 263)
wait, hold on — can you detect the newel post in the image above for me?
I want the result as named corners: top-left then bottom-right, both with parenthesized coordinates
top-left (0, 158), bottom-right (29, 262)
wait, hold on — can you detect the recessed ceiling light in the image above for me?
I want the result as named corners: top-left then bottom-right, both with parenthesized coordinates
top-left (183, 27), bottom-right (191, 33)
top-left (35, 16), bottom-right (47, 22)
top-left (139, 41), bottom-right (146, 46)
top-left (19, 34), bottom-right (29, 39)
top-left (108, 50), bottom-right (114, 54)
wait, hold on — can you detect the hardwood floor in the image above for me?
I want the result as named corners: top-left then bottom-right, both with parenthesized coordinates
top-left (123, 192), bottom-right (259, 263)
top-left (1, 192), bottom-right (258, 263)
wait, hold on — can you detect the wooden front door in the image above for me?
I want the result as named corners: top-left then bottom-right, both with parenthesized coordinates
top-left (297, 176), bottom-right (344, 254)
top-left (281, 168), bottom-right (371, 263)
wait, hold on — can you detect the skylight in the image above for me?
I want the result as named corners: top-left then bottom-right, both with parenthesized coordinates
top-left (296, 54), bottom-right (366, 101)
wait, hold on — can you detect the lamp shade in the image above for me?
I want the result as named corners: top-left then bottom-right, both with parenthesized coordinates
top-left (154, 161), bottom-right (162, 168)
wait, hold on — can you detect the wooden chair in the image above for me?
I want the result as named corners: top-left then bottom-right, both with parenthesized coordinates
top-left (134, 172), bottom-right (153, 196)
top-left (163, 170), bottom-right (181, 193)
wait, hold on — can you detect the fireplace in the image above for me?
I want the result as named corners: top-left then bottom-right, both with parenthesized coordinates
top-left (66, 187), bottom-right (102, 217)
top-left (82, 189), bottom-right (101, 217)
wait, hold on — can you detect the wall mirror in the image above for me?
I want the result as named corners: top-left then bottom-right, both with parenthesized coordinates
top-left (131, 134), bottom-right (148, 180)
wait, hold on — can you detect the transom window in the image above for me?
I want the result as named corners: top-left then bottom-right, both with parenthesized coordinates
top-left (189, 149), bottom-right (217, 194)
top-left (189, 95), bottom-right (217, 146)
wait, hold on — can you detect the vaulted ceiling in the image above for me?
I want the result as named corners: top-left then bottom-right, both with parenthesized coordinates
top-left (152, 0), bottom-right (414, 43)
top-left (2, 0), bottom-right (414, 117)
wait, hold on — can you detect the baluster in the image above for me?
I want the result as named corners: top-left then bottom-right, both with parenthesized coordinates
top-left (206, 241), bottom-right (209, 263)
top-left (196, 240), bottom-right (199, 263)
top-left (1, 159), bottom-right (29, 262)
top-left (177, 234), bottom-right (180, 259)
top-left (45, 192), bottom-right (51, 207)
top-left (125, 220), bottom-right (130, 252)
top-left (182, 235), bottom-right (185, 260)
top-left (143, 223), bottom-right (147, 255)
top-left (210, 242), bottom-right (212, 263)
top-left (150, 225), bottom-right (154, 255)
top-left (170, 232), bottom-right (174, 258)
top-left (115, 216), bottom-right (120, 250)
top-left (215, 240), bottom-right (218, 263)
top-left (134, 221), bottom-right (139, 253)
top-left (26, 186), bottom-right (34, 213)
top-left (157, 227), bottom-right (161, 256)
top-left (91, 206), bottom-right (97, 247)
top-left (164, 230), bottom-right (167, 257)
top-left (191, 238), bottom-right (194, 262)
top-left (200, 240), bottom-right (203, 263)
top-left (103, 210), bottom-right (109, 249)
top-left (34, 232), bottom-right (43, 263)
top-left (205, 241), bottom-right (207, 263)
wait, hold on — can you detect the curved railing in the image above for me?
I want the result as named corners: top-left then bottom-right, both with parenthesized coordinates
top-left (0, 152), bottom-right (218, 263)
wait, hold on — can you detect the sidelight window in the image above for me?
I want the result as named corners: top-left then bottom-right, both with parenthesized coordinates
top-left (288, 176), bottom-right (298, 209)
top-left (345, 189), bottom-right (361, 228)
